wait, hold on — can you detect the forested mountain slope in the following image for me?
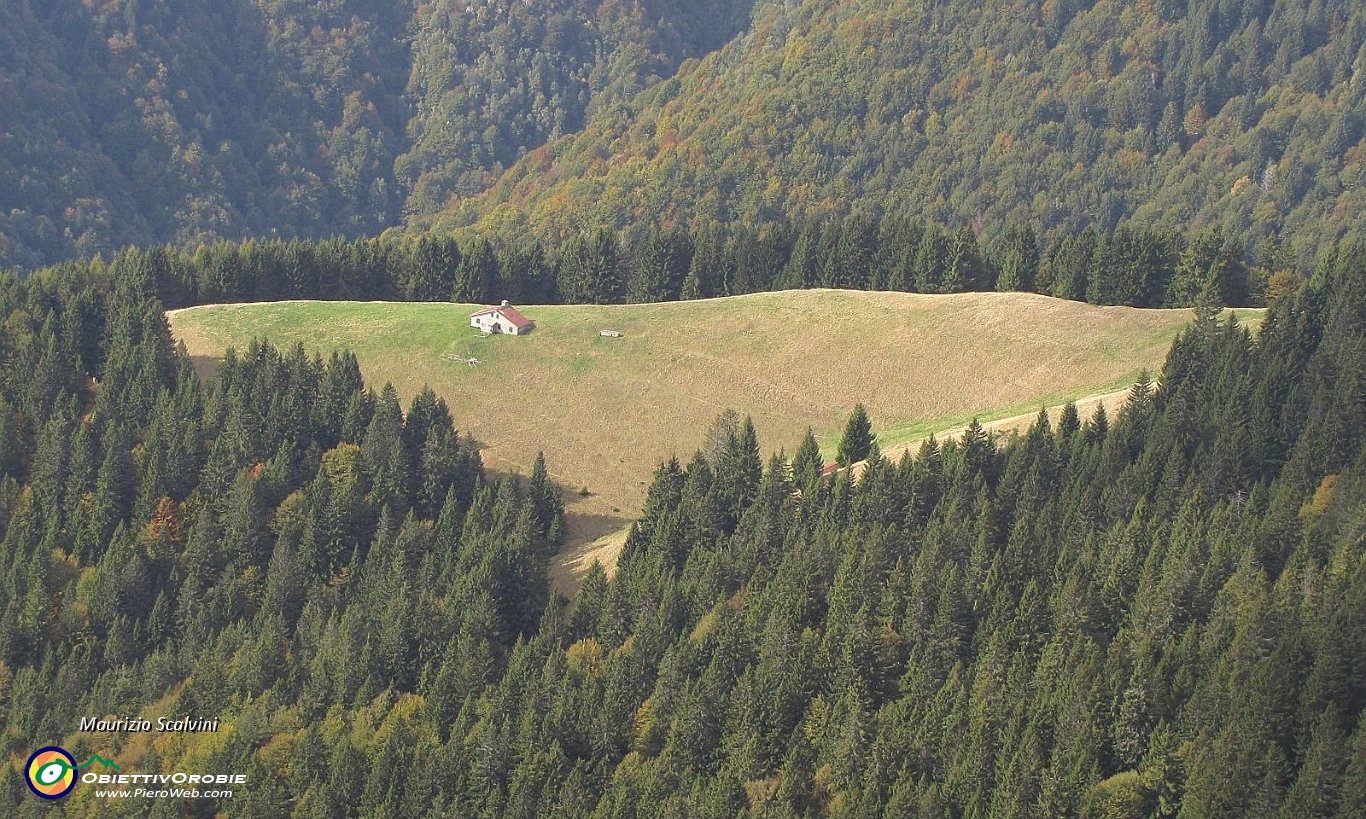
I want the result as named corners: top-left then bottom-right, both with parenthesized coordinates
top-left (0, 0), bottom-right (749, 268)
top-left (441, 0), bottom-right (1366, 262)
top-left (5, 0), bottom-right (1364, 270)
top-left (0, 225), bottom-right (1362, 813)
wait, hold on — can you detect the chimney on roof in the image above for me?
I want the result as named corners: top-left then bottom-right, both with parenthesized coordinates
top-left (500, 299), bottom-right (509, 307)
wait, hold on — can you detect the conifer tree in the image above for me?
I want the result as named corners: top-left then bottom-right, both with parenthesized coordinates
top-left (823, 214), bottom-right (876, 290)
top-left (1125, 368), bottom-right (1152, 407)
top-left (681, 224), bottom-right (724, 299)
top-left (556, 233), bottom-right (596, 304)
top-left (1280, 709), bottom-right (1349, 819)
top-left (588, 227), bottom-right (624, 304)
top-left (404, 235), bottom-right (459, 301)
top-left (1334, 717), bottom-right (1366, 819)
top-left (527, 452), bottom-right (564, 545)
top-left (453, 236), bottom-right (498, 304)
top-left (792, 428), bottom-right (823, 487)
top-left (1057, 401), bottom-right (1081, 439)
top-left (1048, 229), bottom-right (1096, 301)
top-left (914, 226), bottom-right (948, 293)
top-left (837, 404), bottom-right (875, 466)
top-left (942, 226), bottom-right (989, 292)
top-left (994, 224), bottom-right (1039, 293)
top-left (875, 214), bottom-right (923, 292)
top-left (628, 229), bottom-right (691, 303)
top-left (779, 223), bottom-right (820, 290)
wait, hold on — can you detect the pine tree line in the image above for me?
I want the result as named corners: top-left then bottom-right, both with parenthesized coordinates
top-left (23, 217), bottom-right (1296, 315)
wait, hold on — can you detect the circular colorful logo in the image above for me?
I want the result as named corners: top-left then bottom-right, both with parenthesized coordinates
top-left (26, 746), bottom-right (78, 800)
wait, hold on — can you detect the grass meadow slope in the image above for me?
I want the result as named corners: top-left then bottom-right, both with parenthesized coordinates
top-left (168, 290), bottom-right (1263, 586)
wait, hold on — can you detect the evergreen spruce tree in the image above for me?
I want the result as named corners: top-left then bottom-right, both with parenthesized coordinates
top-left (405, 235), bottom-right (459, 301)
top-left (1049, 229), bottom-right (1096, 301)
top-left (589, 227), bottom-right (624, 304)
top-left (453, 236), bottom-right (498, 304)
top-left (942, 226), bottom-right (988, 292)
top-left (837, 404), bottom-right (875, 466)
top-left (681, 224), bottom-right (723, 300)
top-left (914, 226), bottom-right (948, 293)
top-left (779, 222), bottom-right (821, 290)
top-left (994, 224), bottom-right (1039, 293)
top-left (527, 452), bottom-right (564, 545)
top-left (875, 214), bottom-right (923, 292)
top-left (823, 214), bottom-right (876, 290)
top-left (556, 233), bottom-right (596, 304)
top-left (1334, 717), bottom-right (1366, 819)
top-left (792, 428), bottom-right (824, 487)
top-left (629, 229), bottom-right (690, 303)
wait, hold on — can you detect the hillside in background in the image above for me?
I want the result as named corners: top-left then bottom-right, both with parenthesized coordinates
top-left (438, 0), bottom-right (1366, 261)
top-left (166, 291), bottom-right (1256, 539)
top-left (0, 0), bottom-right (749, 268)
top-left (3, 0), bottom-right (1363, 269)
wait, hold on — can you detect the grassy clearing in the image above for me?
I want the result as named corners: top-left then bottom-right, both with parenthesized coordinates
top-left (169, 291), bottom-right (1263, 534)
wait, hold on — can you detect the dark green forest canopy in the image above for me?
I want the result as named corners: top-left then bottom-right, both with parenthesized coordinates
top-left (0, 229), bottom-right (1363, 815)
top-left (3, 0), bottom-right (1363, 270)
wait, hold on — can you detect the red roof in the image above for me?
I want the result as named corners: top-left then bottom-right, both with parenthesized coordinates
top-left (471, 304), bottom-right (533, 329)
top-left (496, 306), bottom-right (532, 329)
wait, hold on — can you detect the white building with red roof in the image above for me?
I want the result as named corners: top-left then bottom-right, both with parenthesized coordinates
top-left (469, 300), bottom-right (534, 335)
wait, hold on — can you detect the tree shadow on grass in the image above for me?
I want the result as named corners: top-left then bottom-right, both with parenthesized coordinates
top-left (187, 355), bottom-right (223, 379)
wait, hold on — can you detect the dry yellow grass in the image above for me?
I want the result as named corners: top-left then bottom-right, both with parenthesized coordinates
top-left (169, 290), bottom-right (1262, 590)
